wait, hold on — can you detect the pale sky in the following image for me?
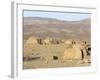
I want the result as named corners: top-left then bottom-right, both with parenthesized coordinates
top-left (23, 10), bottom-right (91, 21)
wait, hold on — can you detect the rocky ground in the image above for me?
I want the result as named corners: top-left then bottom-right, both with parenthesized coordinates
top-left (23, 43), bottom-right (91, 69)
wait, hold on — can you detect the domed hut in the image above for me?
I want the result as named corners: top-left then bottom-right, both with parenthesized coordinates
top-left (23, 36), bottom-right (38, 60)
top-left (64, 39), bottom-right (73, 45)
top-left (25, 36), bottom-right (38, 45)
top-left (62, 39), bottom-right (91, 63)
top-left (63, 43), bottom-right (84, 61)
top-left (43, 37), bottom-right (53, 45)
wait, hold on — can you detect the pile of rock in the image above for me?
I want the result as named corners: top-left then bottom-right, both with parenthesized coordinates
top-left (63, 40), bottom-right (91, 63)
top-left (23, 36), bottom-right (38, 60)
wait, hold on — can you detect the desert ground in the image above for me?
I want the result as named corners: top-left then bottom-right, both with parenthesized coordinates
top-left (23, 38), bottom-right (91, 69)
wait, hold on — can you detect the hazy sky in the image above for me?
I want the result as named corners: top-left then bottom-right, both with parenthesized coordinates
top-left (23, 10), bottom-right (90, 21)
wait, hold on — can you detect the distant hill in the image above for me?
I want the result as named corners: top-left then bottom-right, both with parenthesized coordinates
top-left (23, 17), bottom-right (91, 41)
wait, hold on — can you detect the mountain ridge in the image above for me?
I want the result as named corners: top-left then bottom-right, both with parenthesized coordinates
top-left (23, 17), bottom-right (91, 41)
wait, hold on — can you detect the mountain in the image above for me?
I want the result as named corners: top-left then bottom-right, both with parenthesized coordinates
top-left (23, 17), bottom-right (91, 41)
